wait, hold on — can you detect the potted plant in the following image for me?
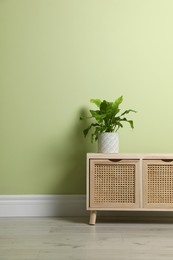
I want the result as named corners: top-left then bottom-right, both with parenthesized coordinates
top-left (80, 96), bottom-right (136, 153)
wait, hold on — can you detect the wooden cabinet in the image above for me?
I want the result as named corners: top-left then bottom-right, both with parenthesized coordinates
top-left (87, 153), bottom-right (173, 224)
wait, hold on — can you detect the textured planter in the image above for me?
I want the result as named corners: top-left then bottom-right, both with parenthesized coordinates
top-left (98, 132), bottom-right (119, 153)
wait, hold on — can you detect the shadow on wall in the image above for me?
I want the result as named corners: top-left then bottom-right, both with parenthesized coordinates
top-left (51, 108), bottom-right (96, 194)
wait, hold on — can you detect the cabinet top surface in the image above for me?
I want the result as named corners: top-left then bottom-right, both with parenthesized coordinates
top-left (87, 153), bottom-right (173, 159)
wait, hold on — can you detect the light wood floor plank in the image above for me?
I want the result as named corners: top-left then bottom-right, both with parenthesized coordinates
top-left (0, 217), bottom-right (173, 260)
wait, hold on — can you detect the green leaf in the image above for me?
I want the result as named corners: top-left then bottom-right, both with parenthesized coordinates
top-left (119, 117), bottom-right (134, 129)
top-left (100, 100), bottom-right (109, 113)
top-left (120, 109), bottom-right (137, 116)
top-left (80, 115), bottom-right (92, 120)
top-left (116, 121), bottom-right (123, 129)
top-left (83, 123), bottom-right (100, 138)
top-left (128, 120), bottom-right (134, 129)
top-left (112, 96), bottom-right (123, 109)
top-left (89, 110), bottom-right (104, 122)
top-left (90, 99), bottom-right (102, 108)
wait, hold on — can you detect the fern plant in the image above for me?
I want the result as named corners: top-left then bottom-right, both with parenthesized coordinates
top-left (80, 96), bottom-right (136, 142)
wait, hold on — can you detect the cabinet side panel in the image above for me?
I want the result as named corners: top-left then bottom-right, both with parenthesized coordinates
top-left (86, 155), bottom-right (91, 210)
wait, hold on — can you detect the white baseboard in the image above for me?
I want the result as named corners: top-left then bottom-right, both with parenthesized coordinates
top-left (1, 195), bottom-right (173, 218)
top-left (0, 195), bottom-right (87, 217)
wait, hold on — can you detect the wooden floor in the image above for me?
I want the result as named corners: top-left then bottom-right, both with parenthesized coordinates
top-left (1, 217), bottom-right (173, 260)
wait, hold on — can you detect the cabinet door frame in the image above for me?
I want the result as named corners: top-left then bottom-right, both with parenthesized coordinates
top-left (143, 159), bottom-right (173, 209)
top-left (88, 159), bottom-right (140, 210)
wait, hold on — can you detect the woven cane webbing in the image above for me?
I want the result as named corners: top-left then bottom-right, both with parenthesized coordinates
top-left (147, 164), bottom-right (173, 204)
top-left (93, 163), bottom-right (135, 204)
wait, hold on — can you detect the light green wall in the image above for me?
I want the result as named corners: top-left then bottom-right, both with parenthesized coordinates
top-left (1, 0), bottom-right (173, 194)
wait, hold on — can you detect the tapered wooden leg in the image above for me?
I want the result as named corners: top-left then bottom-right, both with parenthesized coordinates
top-left (89, 211), bottom-right (97, 225)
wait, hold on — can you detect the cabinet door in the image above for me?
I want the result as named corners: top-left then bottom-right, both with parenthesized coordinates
top-left (143, 159), bottom-right (173, 208)
top-left (89, 159), bottom-right (140, 209)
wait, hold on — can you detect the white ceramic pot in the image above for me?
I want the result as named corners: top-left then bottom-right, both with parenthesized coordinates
top-left (98, 132), bottom-right (119, 153)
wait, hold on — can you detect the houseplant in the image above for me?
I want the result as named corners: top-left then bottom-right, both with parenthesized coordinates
top-left (80, 96), bottom-right (136, 153)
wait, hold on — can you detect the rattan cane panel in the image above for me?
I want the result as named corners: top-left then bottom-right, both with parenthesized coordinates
top-left (147, 164), bottom-right (173, 204)
top-left (94, 164), bottom-right (135, 204)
